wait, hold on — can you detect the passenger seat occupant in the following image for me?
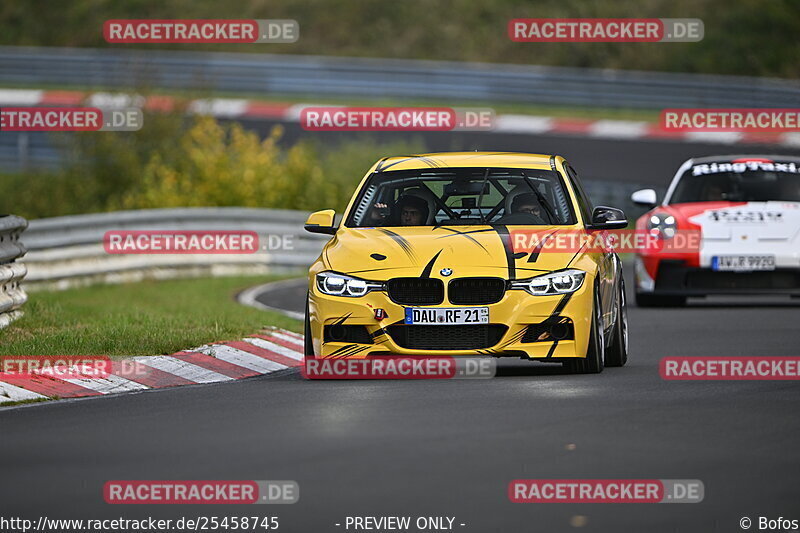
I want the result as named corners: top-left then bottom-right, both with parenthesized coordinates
top-left (510, 193), bottom-right (542, 217)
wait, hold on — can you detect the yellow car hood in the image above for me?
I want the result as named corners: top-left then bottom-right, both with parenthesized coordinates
top-left (323, 226), bottom-right (582, 280)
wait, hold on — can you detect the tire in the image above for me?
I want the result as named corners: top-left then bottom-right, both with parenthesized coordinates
top-left (304, 295), bottom-right (315, 361)
top-left (564, 287), bottom-right (604, 374)
top-left (635, 292), bottom-right (686, 307)
top-left (605, 279), bottom-right (629, 367)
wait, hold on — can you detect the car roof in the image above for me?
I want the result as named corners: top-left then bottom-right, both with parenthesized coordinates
top-left (374, 151), bottom-right (556, 172)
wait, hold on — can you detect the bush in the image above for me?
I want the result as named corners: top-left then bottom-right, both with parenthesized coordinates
top-left (0, 114), bottom-right (423, 218)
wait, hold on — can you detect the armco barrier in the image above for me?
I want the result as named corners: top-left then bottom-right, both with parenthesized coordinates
top-left (19, 191), bottom-right (653, 292)
top-left (22, 207), bottom-right (329, 289)
top-left (0, 215), bottom-right (28, 329)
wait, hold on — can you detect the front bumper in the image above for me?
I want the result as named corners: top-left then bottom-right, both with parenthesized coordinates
top-left (308, 278), bottom-right (594, 359)
top-left (636, 256), bottom-right (800, 296)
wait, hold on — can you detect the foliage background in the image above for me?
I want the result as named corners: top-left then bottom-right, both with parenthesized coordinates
top-left (0, 112), bottom-right (422, 218)
top-left (0, 0), bottom-right (797, 78)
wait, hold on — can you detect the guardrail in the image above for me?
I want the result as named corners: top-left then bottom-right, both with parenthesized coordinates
top-left (21, 190), bottom-right (653, 292)
top-left (0, 215), bottom-right (28, 329)
top-left (22, 207), bottom-right (328, 289)
top-left (2, 46), bottom-right (799, 109)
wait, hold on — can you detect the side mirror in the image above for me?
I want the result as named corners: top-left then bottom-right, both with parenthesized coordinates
top-left (588, 206), bottom-right (628, 230)
top-left (630, 188), bottom-right (657, 207)
top-left (304, 209), bottom-right (337, 235)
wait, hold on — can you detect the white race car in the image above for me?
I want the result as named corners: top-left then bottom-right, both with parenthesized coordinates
top-left (631, 155), bottom-right (800, 306)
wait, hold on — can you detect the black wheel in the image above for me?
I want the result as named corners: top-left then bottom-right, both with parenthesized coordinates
top-left (605, 279), bottom-right (629, 367)
top-left (304, 294), bottom-right (315, 361)
top-left (564, 286), bottom-right (604, 374)
top-left (635, 292), bottom-right (686, 307)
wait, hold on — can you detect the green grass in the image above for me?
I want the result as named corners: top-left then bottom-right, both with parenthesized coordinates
top-left (0, 397), bottom-right (51, 408)
top-left (0, 276), bottom-right (303, 357)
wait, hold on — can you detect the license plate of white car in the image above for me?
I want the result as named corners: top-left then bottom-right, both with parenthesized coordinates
top-left (711, 255), bottom-right (776, 271)
top-left (404, 307), bottom-right (489, 325)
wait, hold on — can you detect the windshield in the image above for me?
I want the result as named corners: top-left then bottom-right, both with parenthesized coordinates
top-left (670, 161), bottom-right (800, 204)
top-left (346, 167), bottom-right (576, 227)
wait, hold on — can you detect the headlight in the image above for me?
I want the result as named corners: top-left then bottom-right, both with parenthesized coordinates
top-left (509, 269), bottom-right (586, 296)
top-left (647, 212), bottom-right (677, 239)
top-left (316, 272), bottom-right (383, 297)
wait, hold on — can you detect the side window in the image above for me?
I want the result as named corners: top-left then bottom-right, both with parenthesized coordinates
top-left (565, 164), bottom-right (593, 225)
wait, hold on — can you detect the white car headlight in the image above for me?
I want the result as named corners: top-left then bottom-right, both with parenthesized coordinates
top-left (647, 212), bottom-right (677, 239)
top-left (316, 272), bottom-right (383, 297)
top-left (509, 269), bottom-right (586, 296)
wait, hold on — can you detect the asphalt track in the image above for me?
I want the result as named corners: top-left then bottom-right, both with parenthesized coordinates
top-left (2, 266), bottom-right (799, 532)
top-left (3, 129), bottom-right (800, 532)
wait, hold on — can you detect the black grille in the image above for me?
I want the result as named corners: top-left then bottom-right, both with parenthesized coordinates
top-left (386, 278), bottom-right (444, 305)
top-left (386, 325), bottom-right (507, 350)
top-left (448, 277), bottom-right (506, 305)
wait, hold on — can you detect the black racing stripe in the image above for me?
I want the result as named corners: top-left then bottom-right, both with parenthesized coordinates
top-left (332, 313), bottom-right (352, 326)
top-left (418, 156), bottom-right (440, 168)
top-left (552, 292), bottom-right (574, 316)
top-left (527, 230), bottom-right (559, 264)
top-left (566, 243), bottom-right (588, 268)
top-left (434, 227), bottom-right (490, 252)
top-left (543, 293), bottom-right (574, 358)
top-left (492, 225), bottom-right (515, 280)
top-left (328, 344), bottom-right (358, 357)
top-left (331, 345), bottom-right (370, 359)
top-left (435, 227), bottom-right (495, 237)
top-left (377, 156), bottom-right (416, 172)
top-left (379, 155), bottom-right (437, 172)
top-left (546, 341), bottom-right (559, 357)
top-left (375, 157), bottom-right (389, 172)
top-left (376, 228), bottom-right (416, 260)
top-left (497, 327), bottom-right (527, 349)
top-left (420, 250), bottom-right (443, 278)
top-left (336, 346), bottom-right (371, 359)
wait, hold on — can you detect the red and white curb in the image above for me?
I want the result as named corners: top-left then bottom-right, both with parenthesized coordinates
top-left (0, 327), bottom-right (304, 405)
top-left (1, 88), bottom-right (798, 147)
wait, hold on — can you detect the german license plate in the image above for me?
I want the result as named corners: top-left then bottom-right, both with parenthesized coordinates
top-left (404, 307), bottom-right (489, 325)
top-left (711, 255), bottom-right (776, 272)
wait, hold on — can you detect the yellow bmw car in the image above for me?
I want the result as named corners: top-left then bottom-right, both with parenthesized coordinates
top-left (303, 152), bottom-right (629, 373)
